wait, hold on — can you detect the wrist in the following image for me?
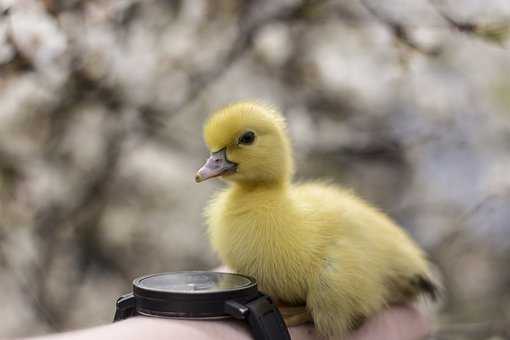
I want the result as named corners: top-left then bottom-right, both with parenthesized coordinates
top-left (121, 317), bottom-right (253, 340)
top-left (23, 317), bottom-right (253, 340)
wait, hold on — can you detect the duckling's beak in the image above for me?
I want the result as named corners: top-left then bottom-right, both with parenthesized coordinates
top-left (195, 148), bottom-right (238, 183)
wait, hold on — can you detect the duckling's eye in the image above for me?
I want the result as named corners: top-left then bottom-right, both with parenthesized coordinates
top-left (238, 131), bottom-right (256, 145)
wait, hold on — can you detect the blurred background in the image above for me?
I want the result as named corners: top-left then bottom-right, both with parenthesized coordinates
top-left (0, 0), bottom-right (509, 338)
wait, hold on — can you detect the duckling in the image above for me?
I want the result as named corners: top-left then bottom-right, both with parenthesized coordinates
top-left (195, 102), bottom-right (439, 338)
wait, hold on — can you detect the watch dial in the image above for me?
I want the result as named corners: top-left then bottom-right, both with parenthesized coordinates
top-left (136, 272), bottom-right (254, 293)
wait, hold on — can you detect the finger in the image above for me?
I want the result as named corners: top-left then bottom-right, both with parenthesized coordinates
top-left (347, 305), bottom-right (430, 340)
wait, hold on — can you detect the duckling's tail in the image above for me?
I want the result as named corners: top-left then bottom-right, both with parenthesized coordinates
top-left (390, 261), bottom-right (444, 305)
top-left (413, 276), bottom-right (440, 302)
top-left (413, 263), bottom-right (444, 302)
top-left (409, 263), bottom-right (444, 333)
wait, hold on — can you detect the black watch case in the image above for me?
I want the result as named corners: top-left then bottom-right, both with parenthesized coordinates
top-left (114, 271), bottom-right (291, 340)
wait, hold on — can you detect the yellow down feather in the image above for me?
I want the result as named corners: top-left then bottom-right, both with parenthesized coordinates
top-left (199, 102), bottom-right (437, 338)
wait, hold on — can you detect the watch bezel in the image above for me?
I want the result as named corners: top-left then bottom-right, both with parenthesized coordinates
top-left (133, 271), bottom-right (256, 294)
top-left (130, 271), bottom-right (259, 319)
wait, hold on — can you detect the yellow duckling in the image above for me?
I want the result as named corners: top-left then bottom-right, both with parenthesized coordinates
top-left (195, 102), bottom-right (438, 338)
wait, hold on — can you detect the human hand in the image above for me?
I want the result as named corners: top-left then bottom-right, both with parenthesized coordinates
top-left (269, 302), bottom-right (429, 340)
top-left (22, 304), bottom-right (429, 340)
top-left (21, 267), bottom-right (430, 340)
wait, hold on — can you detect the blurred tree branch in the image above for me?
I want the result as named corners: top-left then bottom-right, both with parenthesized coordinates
top-left (167, 0), bottom-right (326, 120)
top-left (359, 0), bottom-right (442, 57)
top-left (0, 9), bottom-right (34, 74)
top-left (429, 0), bottom-right (510, 45)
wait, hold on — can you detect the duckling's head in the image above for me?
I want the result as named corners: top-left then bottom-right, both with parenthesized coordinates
top-left (195, 102), bottom-right (294, 186)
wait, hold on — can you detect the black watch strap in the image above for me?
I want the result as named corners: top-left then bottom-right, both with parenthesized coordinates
top-left (114, 292), bottom-right (136, 321)
top-left (114, 291), bottom-right (291, 340)
top-left (226, 294), bottom-right (291, 340)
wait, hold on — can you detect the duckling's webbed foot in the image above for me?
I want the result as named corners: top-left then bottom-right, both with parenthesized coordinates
top-left (277, 304), bottom-right (313, 327)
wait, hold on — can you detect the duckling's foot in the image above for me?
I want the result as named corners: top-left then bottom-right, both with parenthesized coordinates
top-left (283, 311), bottom-right (313, 327)
top-left (277, 304), bottom-right (313, 326)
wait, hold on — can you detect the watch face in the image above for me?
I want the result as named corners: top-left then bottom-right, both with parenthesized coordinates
top-left (135, 271), bottom-right (255, 294)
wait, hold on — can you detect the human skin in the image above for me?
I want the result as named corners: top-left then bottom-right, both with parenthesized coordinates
top-left (17, 266), bottom-right (431, 340)
top-left (19, 304), bottom-right (429, 340)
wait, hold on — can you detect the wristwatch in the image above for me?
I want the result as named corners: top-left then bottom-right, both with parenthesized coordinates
top-left (114, 271), bottom-right (291, 340)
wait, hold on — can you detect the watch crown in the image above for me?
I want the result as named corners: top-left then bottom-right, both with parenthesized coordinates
top-left (225, 300), bottom-right (249, 319)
